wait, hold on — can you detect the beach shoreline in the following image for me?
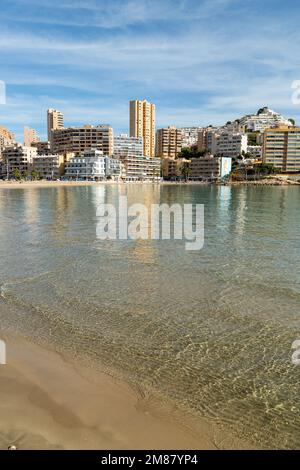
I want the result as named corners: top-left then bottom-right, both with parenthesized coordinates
top-left (0, 331), bottom-right (255, 450)
top-left (0, 332), bottom-right (218, 450)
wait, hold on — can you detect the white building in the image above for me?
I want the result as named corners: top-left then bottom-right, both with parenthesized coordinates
top-left (65, 149), bottom-right (123, 180)
top-left (180, 127), bottom-right (202, 148)
top-left (215, 132), bottom-right (248, 159)
top-left (113, 134), bottom-right (143, 158)
top-left (239, 107), bottom-right (293, 133)
top-left (2, 144), bottom-right (37, 176)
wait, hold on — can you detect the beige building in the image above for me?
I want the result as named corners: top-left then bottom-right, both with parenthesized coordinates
top-left (47, 109), bottom-right (64, 149)
top-left (32, 154), bottom-right (65, 179)
top-left (263, 126), bottom-right (300, 172)
top-left (162, 157), bottom-right (190, 180)
top-left (24, 127), bottom-right (40, 147)
top-left (32, 140), bottom-right (51, 155)
top-left (129, 100), bottom-right (156, 157)
top-left (156, 126), bottom-right (182, 158)
top-left (51, 125), bottom-right (114, 156)
top-left (0, 126), bottom-right (14, 158)
top-left (119, 155), bottom-right (161, 181)
top-left (189, 155), bottom-right (232, 180)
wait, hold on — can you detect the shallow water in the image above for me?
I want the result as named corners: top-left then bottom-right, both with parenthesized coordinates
top-left (0, 184), bottom-right (300, 449)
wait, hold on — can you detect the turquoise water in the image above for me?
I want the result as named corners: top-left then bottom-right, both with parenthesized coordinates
top-left (0, 184), bottom-right (300, 448)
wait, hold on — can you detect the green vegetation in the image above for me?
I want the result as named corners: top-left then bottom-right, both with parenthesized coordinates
top-left (12, 169), bottom-right (21, 180)
top-left (247, 132), bottom-right (259, 145)
top-left (247, 163), bottom-right (275, 175)
top-left (181, 166), bottom-right (192, 181)
top-left (31, 169), bottom-right (40, 180)
top-left (178, 146), bottom-right (208, 159)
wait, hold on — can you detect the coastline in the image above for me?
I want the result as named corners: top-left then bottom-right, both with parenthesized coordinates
top-left (0, 332), bottom-right (218, 450)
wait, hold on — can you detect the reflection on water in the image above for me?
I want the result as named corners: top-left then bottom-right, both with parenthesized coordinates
top-left (0, 184), bottom-right (300, 449)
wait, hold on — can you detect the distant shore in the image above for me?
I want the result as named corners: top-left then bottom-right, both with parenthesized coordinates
top-left (0, 177), bottom-right (299, 190)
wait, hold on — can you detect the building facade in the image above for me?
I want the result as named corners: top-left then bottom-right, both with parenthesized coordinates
top-left (239, 107), bottom-right (293, 133)
top-left (162, 157), bottom-right (190, 180)
top-left (51, 125), bottom-right (114, 156)
top-left (113, 134), bottom-right (143, 159)
top-left (180, 127), bottom-right (202, 148)
top-left (31, 141), bottom-right (52, 155)
top-left (2, 144), bottom-right (37, 176)
top-left (189, 156), bottom-right (232, 180)
top-left (156, 126), bottom-right (182, 158)
top-left (47, 109), bottom-right (64, 143)
top-left (129, 100), bottom-right (156, 157)
top-left (263, 126), bottom-right (300, 172)
top-left (215, 132), bottom-right (248, 159)
top-left (65, 149), bottom-right (122, 180)
top-left (0, 126), bottom-right (14, 158)
top-left (24, 127), bottom-right (40, 147)
top-left (119, 155), bottom-right (161, 181)
top-left (32, 154), bottom-right (65, 179)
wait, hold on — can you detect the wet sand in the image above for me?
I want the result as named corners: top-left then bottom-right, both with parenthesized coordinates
top-left (0, 333), bottom-right (218, 450)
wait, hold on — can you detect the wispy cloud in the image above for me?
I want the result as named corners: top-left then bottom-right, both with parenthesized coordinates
top-left (0, 0), bottom-right (299, 140)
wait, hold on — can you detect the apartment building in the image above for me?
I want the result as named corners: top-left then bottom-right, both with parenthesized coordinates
top-left (31, 141), bottom-right (52, 155)
top-left (215, 132), bottom-right (248, 159)
top-left (47, 109), bottom-right (64, 141)
top-left (263, 126), bottom-right (300, 172)
top-left (119, 155), bottom-right (161, 181)
top-left (2, 144), bottom-right (37, 176)
top-left (32, 154), bottom-right (65, 179)
top-left (239, 107), bottom-right (293, 133)
top-left (65, 149), bottom-right (123, 180)
top-left (180, 127), bottom-right (202, 148)
top-left (189, 156), bottom-right (232, 180)
top-left (129, 100), bottom-right (156, 157)
top-left (51, 125), bottom-right (114, 156)
top-left (24, 127), bottom-right (40, 147)
top-left (113, 134), bottom-right (143, 159)
top-left (198, 127), bottom-right (219, 154)
top-left (0, 126), bottom-right (14, 158)
top-left (162, 157), bottom-right (190, 180)
top-left (156, 126), bottom-right (182, 158)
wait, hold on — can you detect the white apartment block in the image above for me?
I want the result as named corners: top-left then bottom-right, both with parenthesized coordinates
top-left (32, 154), bottom-right (65, 179)
top-left (113, 134), bottom-right (143, 159)
top-left (2, 144), bottom-right (37, 176)
top-left (65, 149), bottom-right (123, 180)
top-left (215, 132), bottom-right (248, 159)
top-left (239, 107), bottom-right (293, 133)
top-left (180, 127), bottom-right (202, 148)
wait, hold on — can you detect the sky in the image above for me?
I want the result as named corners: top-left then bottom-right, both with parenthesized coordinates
top-left (0, 0), bottom-right (300, 141)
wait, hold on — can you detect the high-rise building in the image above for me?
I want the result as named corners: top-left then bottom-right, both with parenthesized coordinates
top-left (129, 100), bottom-right (156, 157)
top-left (24, 127), bottom-right (40, 147)
top-left (47, 109), bottom-right (64, 149)
top-left (263, 126), bottom-right (300, 172)
top-left (51, 125), bottom-right (114, 156)
top-left (156, 126), bottom-right (182, 158)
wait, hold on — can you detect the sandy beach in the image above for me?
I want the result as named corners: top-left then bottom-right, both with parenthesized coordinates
top-left (0, 333), bottom-right (219, 450)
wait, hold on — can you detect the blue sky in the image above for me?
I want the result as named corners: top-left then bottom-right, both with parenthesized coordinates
top-left (0, 0), bottom-right (300, 141)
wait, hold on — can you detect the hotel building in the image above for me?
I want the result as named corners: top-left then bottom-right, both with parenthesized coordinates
top-left (129, 100), bottom-right (156, 157)
top-left (189, 156), bottom-right (232, 180)
top-left (51, 125), bottom-right (114, 156)
top-left (263, 126), bottom-right (300, 172)
top-left (65, 149), bottom-right (123, 181)
top-left (156, 126), bottom-right (182, 158)
top-left (119, 155), bottom-right (161, 181)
